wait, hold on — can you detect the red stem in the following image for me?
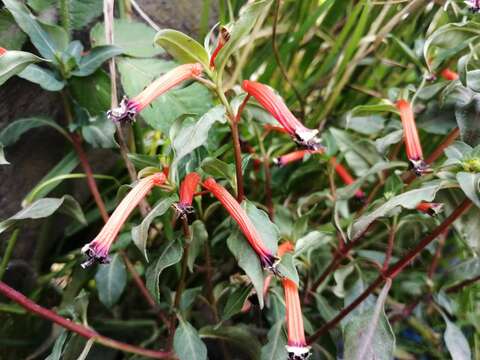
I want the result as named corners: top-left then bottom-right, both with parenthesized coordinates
top-left (446, 274), bottom-right (480, 293)
top-left (231, 120), bottom-right (245, 202)
top-left (382, 223), bottom-right (396, 272)
top-left (0, 281), bottom-right (173, 359)
top-left (307, 199), bottom-right (472, 344)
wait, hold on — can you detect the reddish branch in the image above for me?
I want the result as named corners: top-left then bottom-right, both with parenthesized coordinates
top-left (0, 281), bottom-right (174, 359)
top-left (308, 199), bottom-right (472, 343)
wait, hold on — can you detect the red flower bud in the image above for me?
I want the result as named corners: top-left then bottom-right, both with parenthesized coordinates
top-left (81, 173), bottom-right (166, 267)
top-left (108, 63), bottom-right (203, 123)
top-left (175, 172), bottom-right (201, 219)
top-left (416, 202), bottom-right (444, 216)
top-left (440, 68), bottom-right (459, 81)
top-left (396, 100), bottom-right (430, 175)
top-left (210, 27), bottom-right (230, 68)
top-left (202, 178), bottom-right (276, 269)
top-left (242, 80), bottom-right (323, 150)
top-left (0, 48), bottom-right (7, 56)
top-left (273, 150), bottom-right (323, 167)
top-left (330, 157), bottom-right (366, 200)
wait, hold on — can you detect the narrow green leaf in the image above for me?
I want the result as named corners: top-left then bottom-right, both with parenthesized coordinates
top-left (69, 70), bottom-right (111, 115)
top-left (261, 320), bottom-right (287, 360)
top-left (3, 0), bottom-right (63, 60)
top-left (95, 254), bottom-right (127, 308)
top-left (443, 316), bottom-right (472, 360)
top-left (349, 182), bottom-right (443, 241)
top-left (222, 285), bottom-right (251, 321)
top-left (72, 45), bottom-right (123, 77)
top-left (457, 172), bottom-right (480, 208)
top-left (69, 0), bottom-right (103, 30)
top-left (146, 241), bottom-right (183, 302)
top-left (17, 64), bottom-right (65, 91)
top-left (174, 318), bottom-right (207, 360)
top-left (131, 195), bottom-right (178, 261)
top-left (187, 220), bottom-right (208, 272)
top-left (154, 29), bottom-right (209, 69)
top-left (0, 195), bottom-right (86, 234)
top-left (0, 9), bottom-right (27, 50)
top-left (243, 200), bottom-right (279, 255)
top-left (81, 114), bottom-right (117, 149)
top-left (0, 49), bottom-right (44, 85)
top-left (45, 329), bottom-right (68, 360)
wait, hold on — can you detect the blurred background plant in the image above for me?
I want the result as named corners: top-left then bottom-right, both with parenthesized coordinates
top-left (0, 0), bottom-right (479, 359)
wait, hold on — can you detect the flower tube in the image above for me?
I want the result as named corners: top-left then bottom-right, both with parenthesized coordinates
top-left (0, 48), bottom-right (6, 56)
top-left (396, 99), bottom-right (430, 175)
top-left (416, 202), bottom-right (444, 216)
top-left (210, 27), bottom-right (230, 68)
top-left (202, 178), bottom-right (277, 269)
top-left (242, 80), bottom-right (323, 150)
top-left (277, 241), bottom-right (311, 360)
top-left (273, 150), bottom-right (323, 167)
top-left (330, 157), bottom-right (366, 200)
top-left (107, 63), bottom-right (203, 123)
top-left (81, 173), bottom-right (166, 267)
top-left (175, 172), bottom-right (201, 219)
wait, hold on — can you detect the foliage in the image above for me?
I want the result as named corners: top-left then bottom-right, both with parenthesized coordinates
top-left (0, 0), bottom-right (479, 359)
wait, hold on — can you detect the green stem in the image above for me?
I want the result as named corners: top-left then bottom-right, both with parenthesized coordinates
top-left (0, 229), bottom-right (20, 281)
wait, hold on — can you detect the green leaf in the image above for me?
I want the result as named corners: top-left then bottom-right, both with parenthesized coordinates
top-left (3, 0), bottom-right (64, 60)
top-left (455, 92), bottom-right (480, 147)
top-left (443, 316), bottom-right (472, 360)
top-left (69, 0), bottom-right (103, 30)
top-left (346, 101), bottom-right (397, 121)
top-left (243, 200), bottom-right (279, 255)
top-left (23, 151), bottom-right (79, 205)
top-left (201, 157), bottom-right (236, 190)
top-left (294, 230), bottom-right (331, 257)
top-left (349, 182), bottom-right (443, 241)
top-left (174, 318), bottom-right (207, 360)
top-left (146, 240), bottom-right (183, 302)
top-left (45, 329), bottom-right (68, 360)
top-left (94, 254), bottom-right (127, 307)
top-left (17, 64), bottom-right (65, 91)
top-left (91, 19), bottom-right (163, 58)
top-left (171, 105), bottom-right (227, 176)
top-left (0, 49), bottom-right (44, 86)
top-left (117, 57), bottom-right (213, 132)
top-left (457, 172), bottom-right (480, 208)
top-left (72, 45), bottom-right (123, 77)
top-left (333, 265), bottom-right (355, 298)
top-left (227, 229), bottom-right (265, 308)
top-left (375, 130), bottom-right (403, 155)
top-left (69, 70), bottom-right (111, 115)
top-left (0, 117), bottom-right (68, 151)
top-left (337, 161), bottom-right (407, 200)
top-left (214, 0), bottom-right (272, 75)
top-left (343, 281), bottom-right (395, 360)
top-left (0, 195), bottom-right (86, 234)
top-left (222, 285), bottom-right (251, 321)
top-left (0, 144), bottom-right (8, 165)
top-left (187, 220), bottom-right (208, 272)
top-left (154, 29), bottom-right (209, 69)
top-left (81, 114), bottom-right (117, 149)
top-left (200, 325), bottom-right (261, 360)
top-left (345, 115), bottom-right (385, 135)
top-left (261, 320), bottom-right (287, 360)
top-left (0, 9), bottom-right (27, 50)
top-left (131, 195), bottom-right (178, 261)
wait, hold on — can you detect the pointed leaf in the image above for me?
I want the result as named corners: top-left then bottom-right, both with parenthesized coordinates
top-left (17, 64), bottom-right (65, 91)
top-left (94, 254), bottom-right (127, 307)
top-left (443, 316), bottom-right (472, 360)
top-left (0, 117), bottom-right (68, 148)
top-left (261, 320), bottom-right (287, 360)
top-left (131, 195), bottom-right (178, 261)
top-left (72, 45), bottom-right (123, 77)
top-left (154, 29), bottom-right (209, 69)
top-left (0, 49), bottom-right (44, 86)
top-left (457, 172), bottom-right (480, 208)
top-left (174, 318), bottom-right (207, 360)
top-left (187, 220), bottom-right (208, 272)
top-left (146, 241), bottom-right (183, 302)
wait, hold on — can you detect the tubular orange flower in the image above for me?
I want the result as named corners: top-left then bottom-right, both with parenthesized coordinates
top-left (81, 173), bottom-right (166, 268)
top-left (440, 68), bottom-right (459, 81)
top-left (0, 48), bottom-right (6, 56)
top-left (242, 80), bottom-right (323, 150)
top-left (273, 150), bottom-right (323, 167)
top-left (202, 178), bottom-right (277, 269)
top-left (107, 63), bottom-right (203, 123)
top-left (330, 157), bottom-right (366, 200)
top-left (416, 202), bottom-right (444, 216)
top-left (277, 241), bottom-right (311, 359)
top-left (175, 172), bottom-right (201, 219)
top-left (396, 99), bottom-right (430, 175)
top-left (209, 27), bottom-right (230, 68)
